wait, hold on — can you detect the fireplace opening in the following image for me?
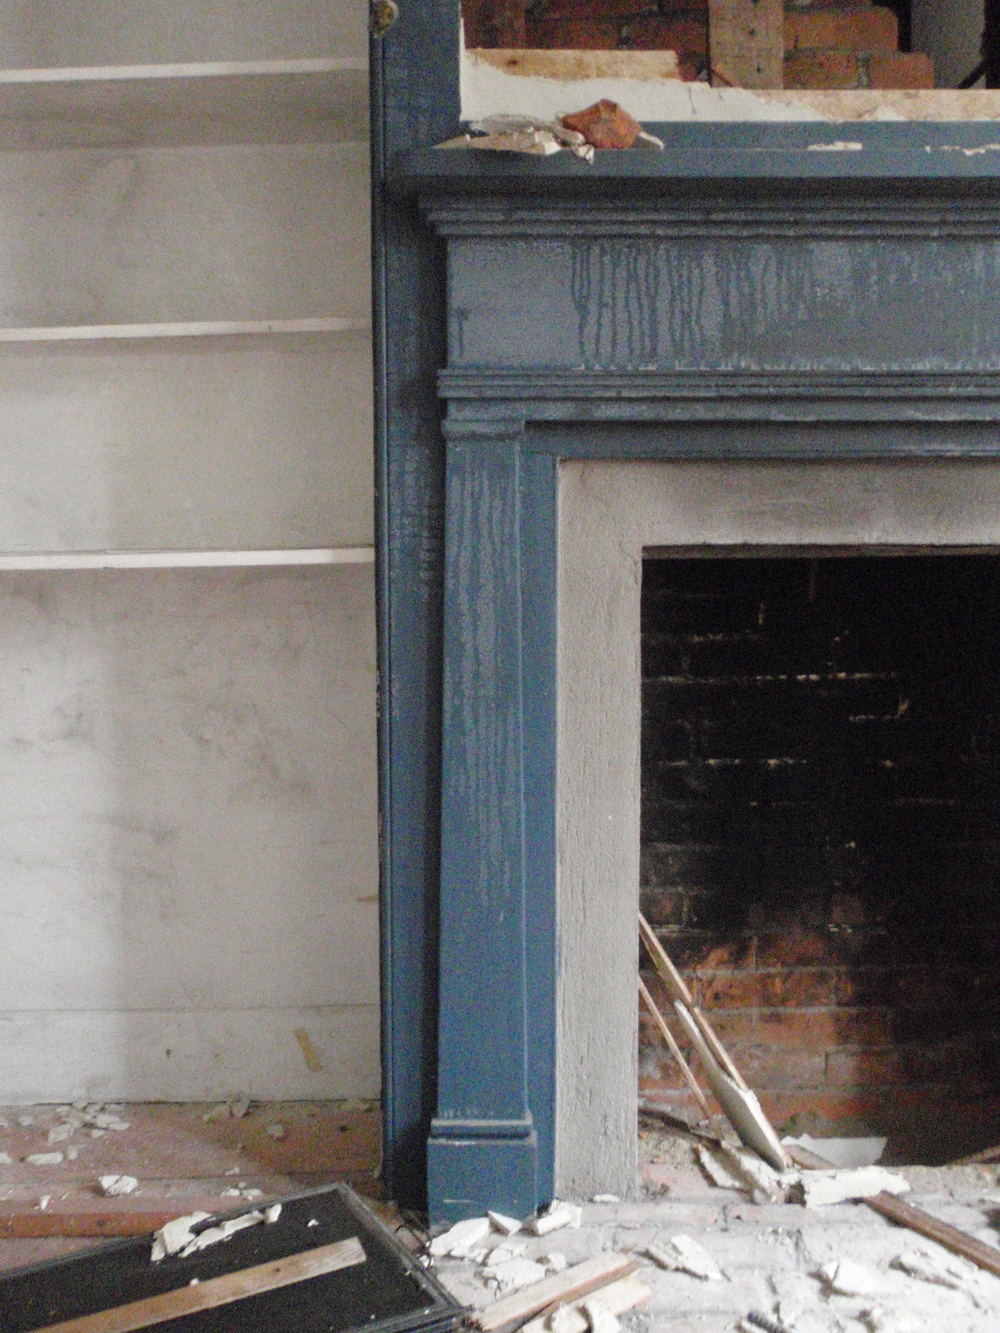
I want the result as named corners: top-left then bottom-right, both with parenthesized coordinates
top-left (639, 551), bottom-right (1000, 1166)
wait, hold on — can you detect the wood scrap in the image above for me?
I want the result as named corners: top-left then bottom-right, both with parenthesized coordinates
top-left (0, 1211), bottom-right (181, 1239)
top-left (671, 1003), bottom-right (791, 1173)
top-left (31, 1236), bottom-right (365, 1333)
top-left (639, 913), bottom-right (749, 1091)
top-left (638, 977), bottom-right (714, 1124)
top-left (708, 0), bottom-right (784, 89)
top-left (474, 1252), bottom-right (639, 1332)
top-left (865, 1191), bottom-right (1000, 1281)
top-left (520, 1273), bottom-right (651, 1333)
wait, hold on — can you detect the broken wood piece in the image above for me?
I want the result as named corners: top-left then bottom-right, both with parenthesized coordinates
top-left (671, 1002), bottom-right (791, 1172)
top-left (474, 1252), bottom-right (639, 1332)
top-left (638, 977), bottom-right (714, 1124)
top-left (639, 913), bottom-right (750, 1091)
top-left (864, 1191), bottom-right (1000, 1281)
top-left (708, 0), bottom-right (784, 89)
top-left (0, 1212), bottom-right (181, 1239)
top-left (518, 1273), bottom-right (652, 1333)
top-left (30, 1236), bottom-right (366, 1333)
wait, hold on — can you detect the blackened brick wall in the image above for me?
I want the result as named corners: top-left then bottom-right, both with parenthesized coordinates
top-left (640, 555), bottom-right (1000, 1161)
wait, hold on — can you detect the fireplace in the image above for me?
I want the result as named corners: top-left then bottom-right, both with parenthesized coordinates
top-left (395, 120), bottom-right (1000, 1221)
top-left (639, 549), bottom-right (1000, 1166)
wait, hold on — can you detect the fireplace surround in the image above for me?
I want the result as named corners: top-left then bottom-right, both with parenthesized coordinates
top-left (392, 121), bottom-right (1000, 1222)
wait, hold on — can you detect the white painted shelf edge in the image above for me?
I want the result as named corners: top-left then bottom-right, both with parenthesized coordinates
top-left (0, 547), bottom-right (375, 570)
top-left (0, 57), bottom-right (369, 84)
top-left (0, 318), bottom-right (370, 343)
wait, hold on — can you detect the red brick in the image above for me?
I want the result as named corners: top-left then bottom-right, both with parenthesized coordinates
top-left (783, 50), bottom-right (860, 88)
top-left (462, 0), bottom-right (526, 48)
top-left (759, 968), bottom-right (837, 1007)
top-left (696, 970), bottom-right (766, 1008)
top-left (756, 1006), bottom-right (892, 1049)
top-left (629, 16), bottom-right (708, 54)
top-left (537, 0), bottom-right (656, 17)
top-left (867, 51), bottom-right (935, 90)
top-left (526, 18), bottom-right (620, 47)
top-left (834, 967), bottom-right (893, 1006)
top-left (740, 1045), bottom-right (827, 1089)
top-left (755, 928), bottom-right (831, 968)
top-left (785, 7), bottom-right (898, 52)
top-left (640, 886), bottom-right (689, 925)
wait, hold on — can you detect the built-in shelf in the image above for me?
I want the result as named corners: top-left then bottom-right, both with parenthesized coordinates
top-left (0, 547), bottom-right (375, 571)
top-left (0, 318), bottom-right (370, 344)
top-left (0, 57), bottom-right (369, 148)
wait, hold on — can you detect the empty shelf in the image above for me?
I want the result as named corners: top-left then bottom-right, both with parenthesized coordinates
top-left (0, 547), bottom-right (375, 570)
top-left (0, 319), bottom-right (370, 343)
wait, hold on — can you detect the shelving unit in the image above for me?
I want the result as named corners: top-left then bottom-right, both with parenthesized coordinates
top-left (0, 1), bottom-right (379, 1104)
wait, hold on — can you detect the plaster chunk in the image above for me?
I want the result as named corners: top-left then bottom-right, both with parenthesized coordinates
top-left (529, 1202), bottom-right (582, 1236)
top-left (819, 1258), bottom-right (895, 1298)
top-left (647, 1235), bottom-right (724, 1281)
top-left (25, 1153), bottom-right (63, 1166)
top-left (429, 1215), bottom-right (491, 1257)
top-left (802, 1166), bottom-right (910, 1208)
top-left (151, 1211), bottom-right (212, 1262)
top-left (580, 1297), bottom-right (619, 1333)
top-left (99, 1174), bottom-right (138, 1197)
top-left (485, 1256), bottom-right (547, 1292)
top-left (488, 1209), bottom-right (522, 1235)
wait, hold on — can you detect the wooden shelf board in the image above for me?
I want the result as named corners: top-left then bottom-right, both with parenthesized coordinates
top-left (0, 319), bottom-right (370, 343)
top-left (0, 60), bottom-right (369, 148)
top-left (0, 547), bottom-right (375, 571)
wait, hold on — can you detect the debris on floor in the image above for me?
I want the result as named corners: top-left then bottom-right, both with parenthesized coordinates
top-left (1, 1185), bottom-right (461, 1333)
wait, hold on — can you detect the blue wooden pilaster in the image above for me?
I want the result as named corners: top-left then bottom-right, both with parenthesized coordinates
top-left (428, 419), bottom-right (537, 1223)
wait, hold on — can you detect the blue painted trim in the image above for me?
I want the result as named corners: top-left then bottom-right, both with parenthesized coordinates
top-left (428, 1134), bottom-right (539, 1226)
top-left (371, 0), bottom-right (460, 1210)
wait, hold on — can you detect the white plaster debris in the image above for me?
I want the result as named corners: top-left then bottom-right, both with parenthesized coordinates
top-left (807, 140), bottom-right (863, 152)
top-left (819, 1258), bottom-right (896, 1298)
top-left (26, 1153), bottom-right (64, 1166)
top-left (801, 1166), bottom-right (910, 1208)
top-left (488, 1209), bottom-right (522, 1235)
top-left (545, 1252), bottom-right (568, 1273)
top-left (99, 1175), bottom-right (138, 1197)
top-left (429, 1215), bottom-right (491, 1257)
top-left (529, 1201), bottom-right (582, 1236)
top-left (178, 1210), bottom-right (267, 1257)
top-left (580, 1296), bottom-right (619, 1333)
top-left (548, 1306), bottom-right (579, 1333)
top-left (697, 1145), bottom-right (745, 1190)
top-left (151, 1212), bottom-right (213, 1262)
top-left (484, 1256), bottom-right (547, 1293)
top-left (488, 1240), bottom-right (528, 1264)
top-left (38, 1195), bottom-right (50, 1210)
top-left (47, 1123), bottom-right (76, 1143)
top-left (16, 1116), bottom-right (34, 1127)
top-left (264, 1204), bottom-right (281, 1223)
top-left (65, 1146), bottom-right (78, 1161)
top-left (647, 1235), bottom-right (724, 1282)
top-left (782, 1134), bottom-right (886, 1169)
top-left (265, 1123), bottom-right (286, 1139)
top-left (0, 1153), bottom-right (11, 1165)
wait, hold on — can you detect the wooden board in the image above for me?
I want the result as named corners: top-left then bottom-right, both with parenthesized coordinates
top-left (0, 1213), bottom-right (181, 1239)
top-left (475, 1253), bottom-right (638, 1333)
top-left (708, 0), bottom-right (784, 89)
top-left (32, 1237), bottom-right (365, 1333)
top-left (865, 1192), bottom-right (1000, 1280)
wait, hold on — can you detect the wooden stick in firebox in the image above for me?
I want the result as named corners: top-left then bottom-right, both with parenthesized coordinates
top-left (639, 912), bottom-right (750, 1091)
top-left (638, 975), bottom-right (715, 1124)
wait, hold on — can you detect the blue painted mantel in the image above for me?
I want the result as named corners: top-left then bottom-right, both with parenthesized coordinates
top-left (391, 123), bottom-right (1000, 1221)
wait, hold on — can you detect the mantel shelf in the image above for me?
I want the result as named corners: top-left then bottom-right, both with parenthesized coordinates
top-left (0, 547), bottom-right (375, 571)
top-left (0, 57), bottom-right (369, 148)
top-left (0, 318), bottom-right (370, 343)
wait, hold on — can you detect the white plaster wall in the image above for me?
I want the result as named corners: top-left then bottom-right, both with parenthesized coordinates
top-left (0, 0), bottom-right (378, 1101)
top-left (557, 460), bottom-right (1000, 1197)
top-left (0, 567), bottom-right (379, 1101)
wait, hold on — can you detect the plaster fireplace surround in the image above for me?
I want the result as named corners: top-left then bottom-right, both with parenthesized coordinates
top-left (397, 121), bottom-right (1000, 1222)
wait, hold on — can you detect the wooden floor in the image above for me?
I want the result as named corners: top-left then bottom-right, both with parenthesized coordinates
top-left (0, 1100), bottom-right (382, 1275)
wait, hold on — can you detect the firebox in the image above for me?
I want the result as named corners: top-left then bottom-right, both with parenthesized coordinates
top-left (639, 553), bottom-right (1000, 1165)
